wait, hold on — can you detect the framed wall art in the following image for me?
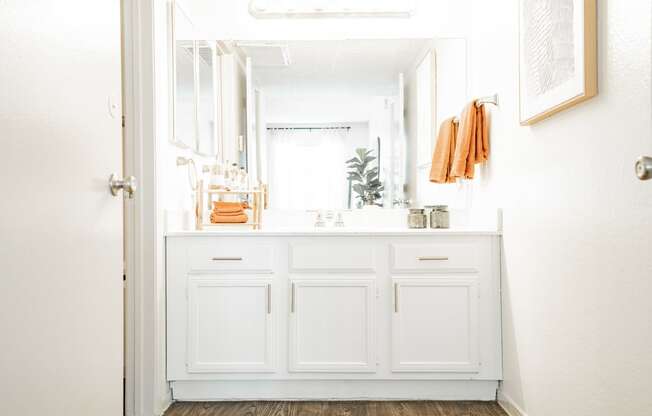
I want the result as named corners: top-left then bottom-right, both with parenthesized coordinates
top-left (519, 0), bottom-right (597, 125)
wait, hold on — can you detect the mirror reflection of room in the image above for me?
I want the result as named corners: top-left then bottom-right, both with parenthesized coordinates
top-left (251, 40), bottom-right (427, 210)
top-left (168, 2), bottom-right (477, 231)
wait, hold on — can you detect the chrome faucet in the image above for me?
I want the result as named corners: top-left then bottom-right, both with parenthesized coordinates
top-left (314, 211), bottom-right (326, 227)
top-left (334, 212), bottom-right (345, 227)
top-left (393, 198), bottom-right (412, 208)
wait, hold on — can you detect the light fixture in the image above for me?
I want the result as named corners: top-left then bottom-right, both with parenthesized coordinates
top-left (248, 0), bottom-right (415, 19)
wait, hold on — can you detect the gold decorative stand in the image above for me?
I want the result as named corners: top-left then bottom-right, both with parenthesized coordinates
top-left (195, 180), bottom-right (268, 230)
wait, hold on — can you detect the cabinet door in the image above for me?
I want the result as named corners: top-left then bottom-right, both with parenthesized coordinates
top-left (187, 278), bottom-right (274, 372)
top-left (392, 277), bottom-right (480, 372)
top-left (289, 279), bottom-right (376, 372)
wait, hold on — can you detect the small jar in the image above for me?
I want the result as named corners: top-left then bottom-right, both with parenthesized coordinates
top-left (429, 205), bottom-right (450, 229)
top-left (407, 208), bottom-right (427, 229)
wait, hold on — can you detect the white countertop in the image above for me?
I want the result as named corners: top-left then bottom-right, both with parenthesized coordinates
top-left (166, 227), bottom-right (501, 237)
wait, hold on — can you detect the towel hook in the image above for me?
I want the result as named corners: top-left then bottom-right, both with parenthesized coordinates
top-left (453, 94), bottom-right (499, 123)
top-left (475, 93), bottom-right (499, 107)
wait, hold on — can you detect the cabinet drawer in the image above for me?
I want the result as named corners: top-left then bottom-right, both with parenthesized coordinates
top-left (289, 241), bottom-right (375, 272)
top-left (187, 241), bottom-right (274, 273)
top-left (390, 242), bottom-right (481, 272)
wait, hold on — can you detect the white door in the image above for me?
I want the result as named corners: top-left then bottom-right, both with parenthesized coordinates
top-left (392, 277), bottom-right (480, 372)
top-left (187, 278), bottom-right (275, 372)
top-left (289, 279), bottom-right (376, 372)
top-left (0, 2), bottom-right (123, 415)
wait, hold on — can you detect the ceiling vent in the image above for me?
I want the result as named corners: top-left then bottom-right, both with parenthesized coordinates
top-left (236, 42), bottom-right (291, 67)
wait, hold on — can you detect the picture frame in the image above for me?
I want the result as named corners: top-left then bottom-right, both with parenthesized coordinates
top-left (519, 0), bottom-right (597, 125)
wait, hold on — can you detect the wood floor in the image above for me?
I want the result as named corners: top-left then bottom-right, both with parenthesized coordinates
top-left (164, 401), bottom-right (508, 416)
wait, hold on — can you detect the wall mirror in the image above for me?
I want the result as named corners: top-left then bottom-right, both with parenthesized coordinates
top-left (224, 39), bottom-right (433, 210)
top-left (196, 41), bottom-right (219, 156)
top-left (173, 39), bottom-right (196, 149)
top-left (169, 36), bottom-right (469, 209)
top-left (168, 3), bottom-right (220, 156)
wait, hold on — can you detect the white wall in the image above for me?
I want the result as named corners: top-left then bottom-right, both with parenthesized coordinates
top-left (264, 88), bottom-right (379, 124)
top-left (153, 2), bottom-right (217, 409)
top-left (466, 1), bottom-right (652, 416)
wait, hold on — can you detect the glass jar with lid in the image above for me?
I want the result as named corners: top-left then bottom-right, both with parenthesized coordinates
top-left (426, 205), bottom-right (450, 229)
top-left (407, 208), bottom-right (427, 229)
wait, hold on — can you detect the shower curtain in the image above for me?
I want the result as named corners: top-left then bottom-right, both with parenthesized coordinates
top-left (268, 128), bottom-right (349, 210)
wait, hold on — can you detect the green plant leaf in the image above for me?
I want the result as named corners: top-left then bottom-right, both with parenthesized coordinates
top-left (347, 172), bottom-right (363, 182)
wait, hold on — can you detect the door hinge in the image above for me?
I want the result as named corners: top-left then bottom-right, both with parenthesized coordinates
top-left (122, 115), bottom-right (125, 128)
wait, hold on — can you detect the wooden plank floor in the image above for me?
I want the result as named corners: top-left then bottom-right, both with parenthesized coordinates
top-left (164, 401), bottom-right (507, 416)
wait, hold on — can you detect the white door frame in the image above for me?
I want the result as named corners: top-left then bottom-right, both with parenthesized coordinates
top-left (123, 1), bottom-right (171, 415)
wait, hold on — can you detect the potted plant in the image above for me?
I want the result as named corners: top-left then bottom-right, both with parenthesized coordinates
top-left (346, 147), bottom-right (384, 208)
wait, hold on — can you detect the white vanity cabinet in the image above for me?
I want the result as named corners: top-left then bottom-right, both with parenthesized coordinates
top-left (289, 279), bottom-right (376, 372)
top-left (391, 277), bottom-right (480, 372)
top-left (186, 277), bottom-right (275, 373)
top-left (166, 231), bottom-right (502, 401)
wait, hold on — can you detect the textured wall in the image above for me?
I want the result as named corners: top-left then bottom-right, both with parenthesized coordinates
top-left (467, 1), bottom-right (652, 415)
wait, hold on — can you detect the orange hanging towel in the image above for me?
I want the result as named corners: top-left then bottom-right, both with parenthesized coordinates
top-left (429, 117), bottom-right (458, 183)
top-left (450, 100), bottom-right (490, 180)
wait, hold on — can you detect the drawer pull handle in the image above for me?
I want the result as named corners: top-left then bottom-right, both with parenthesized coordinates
top-left (211, 257), bottom-right (243, 261)
top-left (417, 256), bottom-right (449, 261)
top-left (290, 283), bottom-right (295, 313)
top-left (394, 283), bottom-right (399, 313)
top-left (267, 284), bottom-right (272, 315)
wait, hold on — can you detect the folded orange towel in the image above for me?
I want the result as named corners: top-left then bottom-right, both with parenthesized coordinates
top-left (210, 212), bottom-right (249, 224)
top-left (211, 210), bottom-right (244, 217)
top-left (450, 100), bottom-right (490, 180)
top-left (212, 201), bottom-right (247, 214)
top-left (429, 117), bottom-right (458, 184)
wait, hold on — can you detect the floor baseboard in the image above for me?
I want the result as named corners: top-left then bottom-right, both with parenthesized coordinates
top-left (497, 390), bottom-right (527, 416)
top-left (171, 380), bottom-right (499, 401)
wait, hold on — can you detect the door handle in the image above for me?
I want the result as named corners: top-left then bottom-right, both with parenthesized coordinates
top-left (635, 156), bottom-right (652, 180)
top-left (109, 174), bottom-right (137, 198)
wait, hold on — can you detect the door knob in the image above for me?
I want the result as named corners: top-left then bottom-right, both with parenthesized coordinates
top-left (635, 156), bottom-right (652, 181)
top-left (109, 174), bottom-right (137, 198)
